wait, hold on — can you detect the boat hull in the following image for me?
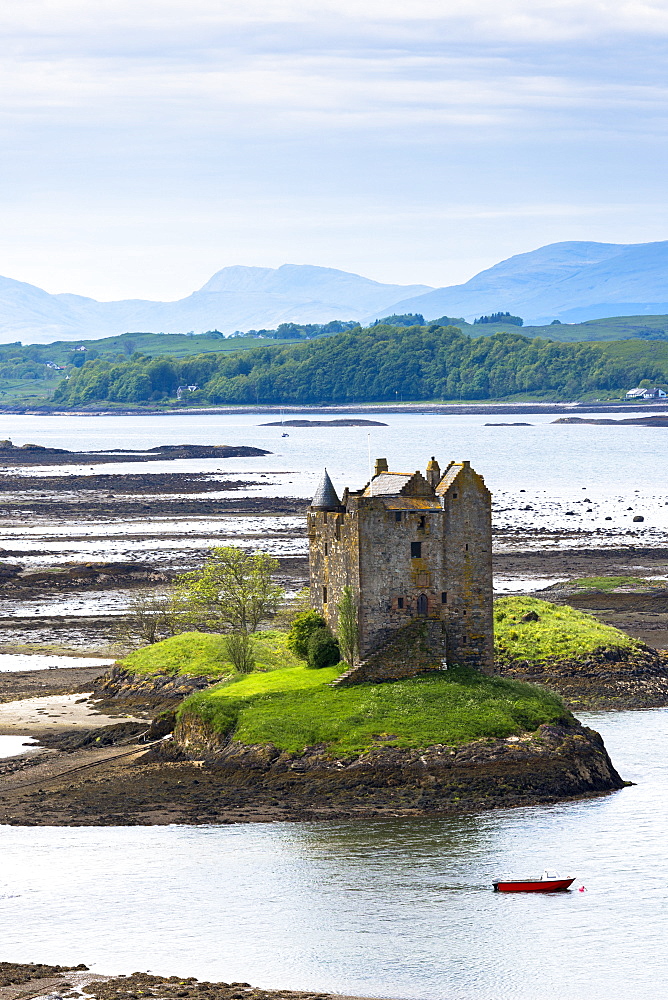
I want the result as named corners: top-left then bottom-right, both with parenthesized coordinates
top-left (493, 878), bottom-right (575, 892)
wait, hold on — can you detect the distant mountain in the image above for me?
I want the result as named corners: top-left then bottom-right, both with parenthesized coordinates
top-left (0, 265), bottom-right (433, 344)
top-left (374, 241), bottom-right (668, 326)
top-left (6, 241), bottom-right (668, 344)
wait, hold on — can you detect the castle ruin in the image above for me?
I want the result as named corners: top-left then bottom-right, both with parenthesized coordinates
top-left (308, 457), bottom-right (493, 684)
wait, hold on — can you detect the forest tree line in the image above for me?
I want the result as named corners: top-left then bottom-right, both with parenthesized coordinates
top-left (51, 323), bottom-right (668, 405)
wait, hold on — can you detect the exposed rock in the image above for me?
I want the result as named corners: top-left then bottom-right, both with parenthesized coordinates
top-left (38, 721), bottom-right (149, 752)
top-left (0, 443), bottom-right (269, 466)
top-left (494, 643), bottom-right (668, 709)
top-left (171, 713), bottom-right (625, 813)
top-left (261, 418), bottom-right (387, 427)
top-left (0, 962), bottom-right (88, 988)
top-left (92, 666), bottom-right (214, 712)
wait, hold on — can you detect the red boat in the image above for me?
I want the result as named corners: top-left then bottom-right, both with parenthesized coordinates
top-left (493, 871), bottom-right (575, 892)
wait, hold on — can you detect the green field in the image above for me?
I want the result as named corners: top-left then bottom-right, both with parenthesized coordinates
top-left (462, 315), bottom-right (668, 343)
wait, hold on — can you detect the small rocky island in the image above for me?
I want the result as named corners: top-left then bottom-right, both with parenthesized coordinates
top-left (0, 441), bottom-right (269, 465)
top-left (552, 415), bottom-right (668, 427)
top-left (261, 418), bottom-right (387, 427)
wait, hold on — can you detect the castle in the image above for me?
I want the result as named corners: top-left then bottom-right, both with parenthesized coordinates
top-left (308, 456), bottom-right (493, 683)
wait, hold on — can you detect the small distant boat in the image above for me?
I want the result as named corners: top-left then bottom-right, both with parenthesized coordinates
top-left (282, 432), bottom-right (289, 437)
top-left (493, 871), bottom-right (575, 892)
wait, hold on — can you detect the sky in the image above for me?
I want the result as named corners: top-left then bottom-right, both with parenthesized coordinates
top-left (1, 0), bottom-right (668, 301)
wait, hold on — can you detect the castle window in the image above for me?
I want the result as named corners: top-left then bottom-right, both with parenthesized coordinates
top-left (397, 597), bottom-right (404, 609)
top-left (411, 541), bottom-right (422, 558)
top-left (453, 493), bottom-right (458, 499)
top-left (462, 636), bottom-right (467, 645)
top-left (323, 586), bottom-right (328, 604)
top-left (465, 543), bottom-right (469, 551)
top-left (441, 591), bottom-right (447, 603)
top-left (395, 511), bottom-right (402, 522)
top-left (324, 542), bottom-right (328, 556)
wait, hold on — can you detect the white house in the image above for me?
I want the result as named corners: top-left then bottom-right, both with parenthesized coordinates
top-left (626, 386), bottom-right (667, 399)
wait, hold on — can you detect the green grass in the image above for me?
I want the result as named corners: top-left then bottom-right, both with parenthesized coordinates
top-left (569, 575), bottom-right (664, 591)
top-left (494, 596), bottom-right (639, 662)
top-left (0, 377), bottom-right (62, 402)
top-left (119, 629), bottom-right (302, 678)
top-left (179, 660), bottom-right (569, 754)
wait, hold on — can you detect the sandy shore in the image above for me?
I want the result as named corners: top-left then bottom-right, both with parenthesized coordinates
top-left (0, 691), bottom-right (143, 735)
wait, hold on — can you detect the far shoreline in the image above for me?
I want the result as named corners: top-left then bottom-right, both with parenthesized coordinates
top-left (2, 401), bottom-right (668, 417)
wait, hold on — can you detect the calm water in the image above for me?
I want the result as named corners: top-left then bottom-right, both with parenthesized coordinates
top-left (1, 408), bottom-right (668, 499)
top-left (1, 710), bottom-right (667, 1000)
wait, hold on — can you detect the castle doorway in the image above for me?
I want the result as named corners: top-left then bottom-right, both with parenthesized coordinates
top-left (417, 594), bottom-right (428, 615)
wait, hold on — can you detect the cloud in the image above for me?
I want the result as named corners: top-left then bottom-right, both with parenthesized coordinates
top-left (0, 0), bottom-right (667, 299)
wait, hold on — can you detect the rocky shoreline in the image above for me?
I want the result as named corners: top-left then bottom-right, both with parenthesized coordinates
top-left (0, 679), bottom-right (626, 826)
top-left (0, 963), bottom-right (387, 1000)
top-left (494, 646), bottom-right (668, 710)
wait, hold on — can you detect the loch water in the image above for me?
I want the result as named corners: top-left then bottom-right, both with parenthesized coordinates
top-left (1, 411), bottom-right (668, 996)
top-left (1, 709), bottom-right (667, 1000)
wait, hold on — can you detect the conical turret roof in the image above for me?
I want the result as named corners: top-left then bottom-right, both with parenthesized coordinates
top-left (311, 469), bottom-right (341, 510)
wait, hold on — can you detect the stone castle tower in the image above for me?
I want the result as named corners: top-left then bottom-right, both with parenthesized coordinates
top-left (308, 456), bottom-right (493, 682)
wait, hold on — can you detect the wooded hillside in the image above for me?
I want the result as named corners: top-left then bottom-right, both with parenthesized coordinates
top-left (49, 323), bottom-right (668, 406)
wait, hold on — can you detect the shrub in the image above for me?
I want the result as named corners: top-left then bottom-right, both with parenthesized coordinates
top-left (287, 610), bottom-right (327, 659)
top-left (307, 627), bottom-right (340, 669)
top-left (225, 632), bottom-right (255, 674)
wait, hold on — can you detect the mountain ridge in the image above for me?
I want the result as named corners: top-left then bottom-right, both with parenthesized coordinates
top-left (0, 265), bottom-right (433, 344)
top-left (3, 241), bottom-right (668, 343)
top-left (377, 240), bottom-right (668, 325)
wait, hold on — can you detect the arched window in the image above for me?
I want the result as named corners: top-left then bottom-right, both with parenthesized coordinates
top-left (417, 594), bottom-right (428, 615)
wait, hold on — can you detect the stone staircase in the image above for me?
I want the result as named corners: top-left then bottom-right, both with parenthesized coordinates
top-left (332, 617), bottom-right (447, 687)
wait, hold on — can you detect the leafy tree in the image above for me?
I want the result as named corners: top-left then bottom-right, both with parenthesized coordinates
top-left (173, 546), bottom-right (283, 633)
top-left (474, 312), bottom-right (524, 326)
top-left (171, 547), bottom-right (283, 672)
top-left (372, 313), bottom-right (425, 327)
top-left (307, 627), bottom-right (340, 669)
top-left (336, 586), bottom-right (358, 666)
top-left (287, 610), bottom-right (327, 659)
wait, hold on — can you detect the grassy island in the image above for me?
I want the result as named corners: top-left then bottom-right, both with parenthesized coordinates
top-left (176, 657), bottom-right (569, 754)
top-left (494, 595), bottom-right (640, 663)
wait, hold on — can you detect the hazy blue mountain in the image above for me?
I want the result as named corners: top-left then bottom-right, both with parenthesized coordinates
top-left (0, 265), bottom-right (433, 344)
top-left (5, 242), bottom-right (668, 344)
top-left (374, 241), bottom-right (668, 325)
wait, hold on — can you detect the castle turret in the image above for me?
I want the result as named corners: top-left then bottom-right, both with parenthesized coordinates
top-left (311, 469), bottom-right (342, 511)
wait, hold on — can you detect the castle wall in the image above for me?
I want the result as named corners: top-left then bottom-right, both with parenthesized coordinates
top-left (438, 464), bottom-right (494, 671)
top-left (357, 500), bottom-right (445, 658)
top-left (308, 459), bottom-right (494, 674)
top-left (307, 507), bottom-right (359, 634)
